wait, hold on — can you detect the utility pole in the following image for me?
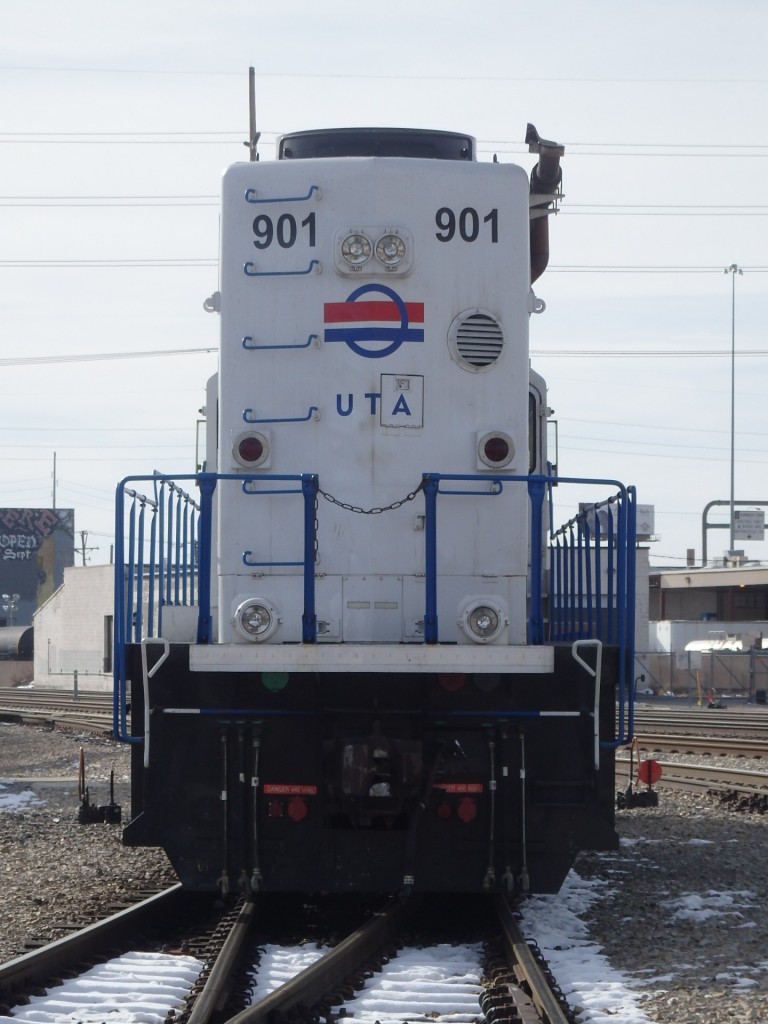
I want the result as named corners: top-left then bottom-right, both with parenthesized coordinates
top-left (724, 264), bottom-right (743, 555)
top-left (78, 530), bottom-right (97, 566)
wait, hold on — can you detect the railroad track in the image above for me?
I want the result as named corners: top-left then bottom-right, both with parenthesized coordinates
top-left (633, 705), bottom-right (768, 737)
top-left (0, 686), bottom-right (112, 733)
top-left (0, 884), bottom-right (187, 1010)
top-left (633, 732), bottom-right (768, 758)
top-left (618, 755), bottom-right (768, 794)
top-left (0, 686), bottom-right (112, 708)
top-left (1, 890), bottom-right (576, 1024)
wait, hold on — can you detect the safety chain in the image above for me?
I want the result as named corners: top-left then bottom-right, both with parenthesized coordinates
top-left (318, 478), bottom-right (425, 515)
top-left (312, 479), bottom-right (425, 565)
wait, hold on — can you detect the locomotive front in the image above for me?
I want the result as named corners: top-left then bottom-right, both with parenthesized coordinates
top-left (218, 129), bottom-right (532, 649)
top-left (116, 127), bottom-right (635, 896)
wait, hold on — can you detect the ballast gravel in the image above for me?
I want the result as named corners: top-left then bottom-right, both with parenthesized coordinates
top-left (2, 720), bottom-right (768, 1024)
top-left (0, 722), bottom-right (176, 965)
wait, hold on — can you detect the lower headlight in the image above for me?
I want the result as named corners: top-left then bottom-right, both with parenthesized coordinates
top-left (457, 597), bottom-right (507, 644)
top-left (233, 598), bottom-right (281, 643)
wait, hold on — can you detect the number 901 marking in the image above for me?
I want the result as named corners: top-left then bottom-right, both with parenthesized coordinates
top-left (435, 207), bottom-right (498, 243)
top-left (253, 212), bottom-right (316, 249)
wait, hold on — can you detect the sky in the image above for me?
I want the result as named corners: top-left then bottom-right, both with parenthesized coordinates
top-left (1, 0), bottom-right (767, 569)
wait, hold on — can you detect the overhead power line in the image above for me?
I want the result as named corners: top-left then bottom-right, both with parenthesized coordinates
top-left (2, 344), bottom-right (767, 368)
top-left (0, 348), bottom-right (216, 367)
top-left (3, 197), bottom-right (768, 216)
top-left (0, 197), bottom-right (217, 207)
top-left (548, 265), bottom-right (768, 274)
top-left (532, 349), bottom-right (768, 358)
top-left (4, 66), bottom-right (768, 84)
top-left (3, 128), bottom-right (768, 157)
top-left (0, 259), bottom-right (216, 268)
top-left (2, 257), bottom-right (766, 273)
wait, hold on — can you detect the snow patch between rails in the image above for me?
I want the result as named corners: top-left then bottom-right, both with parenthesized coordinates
top-left (0, 951), bottom-right (204, 1024)
top-left (249, 942), bottom-right (485, 1023)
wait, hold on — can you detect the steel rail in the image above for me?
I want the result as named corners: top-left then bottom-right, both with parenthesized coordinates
top-left (494, 896), bottom-right (571, 1024)
top-left (0, 884), bottom-right (184, 996)
top-left (632, 708), bottom-right (768, 735)
top-left (633, 733), bottom-right (768, 758)
top-left (617, 757), bottom-right (768, 793)
top-left (187, 898), bottom-right (257, 1024)
top-left (225, 892), bottom-right (418, 1024)
top-left (0, 710), bottom-right (112, 733)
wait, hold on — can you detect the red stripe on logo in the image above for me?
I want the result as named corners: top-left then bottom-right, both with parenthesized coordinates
top-left (324, 301), bottom-right (424, 324)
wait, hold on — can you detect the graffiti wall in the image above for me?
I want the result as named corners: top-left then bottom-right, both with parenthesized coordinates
top-left (0, 508), bottom-right (75, 626)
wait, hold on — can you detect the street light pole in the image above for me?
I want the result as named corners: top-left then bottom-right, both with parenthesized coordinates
top-left (724, 263), bottom-right (742, 555)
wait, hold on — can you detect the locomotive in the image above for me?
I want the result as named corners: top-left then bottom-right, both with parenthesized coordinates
top-left (114, 124), bottom-right (636, 896)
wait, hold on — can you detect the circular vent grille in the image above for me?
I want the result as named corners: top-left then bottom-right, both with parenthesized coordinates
top-left (449, 311), bottom-right (504, 369)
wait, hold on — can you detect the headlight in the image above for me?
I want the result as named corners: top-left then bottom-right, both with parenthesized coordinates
top-left (233, 598), bottom-right (281, 643)
top-left (334, 227), bottom-right (413, 276)
top-left (375, 233), bottom-right (406, 267)
top-left (468, 606), bottom-right (499, 637)
top-left (341, 233), bottom-right (372, 266)
top-left (457, 597), bottom-right (507, 644)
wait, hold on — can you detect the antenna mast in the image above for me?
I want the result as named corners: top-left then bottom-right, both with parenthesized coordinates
top-left (246, 66), bottom-right (260, 161)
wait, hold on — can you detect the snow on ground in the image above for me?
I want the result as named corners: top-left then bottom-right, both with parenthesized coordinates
top-left (0, 782), bottom-right (42, 811)
top-left (0, 952), bottom-right (205, 1024)
top-left (249, 942), bottom-right (485, 1023)
top-left (518, 870), bottom-right (654, 1024)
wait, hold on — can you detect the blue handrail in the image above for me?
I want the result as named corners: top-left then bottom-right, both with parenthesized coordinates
top-left (242, 333), bottom-right (318, 351)
top-left (244, 185), bottom-right (320, 204)
top-left (114, 470), bottom-right (635, 746)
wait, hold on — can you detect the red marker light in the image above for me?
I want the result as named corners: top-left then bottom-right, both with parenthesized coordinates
top-left (477, 430), bottom-right (514, 469)
top-left (287, 796), bottom-right (308, 822)
top-left (456, 797), bottom-right (478, 823)
top-left (238, 435), bottom-right (264, 463)
top-left (233, 429), bottom-right (270, 469)
top-left (483, 436), bottom-right (510, 464)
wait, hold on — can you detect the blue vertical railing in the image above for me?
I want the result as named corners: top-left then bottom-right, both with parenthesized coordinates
top-left (114, 475), bottom-right (202, 741)
top-left (422, 472), bottom-right (636, 746)
top-left (113, 472), bottom-right (317, 739)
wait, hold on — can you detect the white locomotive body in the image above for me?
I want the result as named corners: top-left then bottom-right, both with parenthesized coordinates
top-left (217, 148), bottom-right (531, 649)
top-left (114, 127), bottom-right (636, 896)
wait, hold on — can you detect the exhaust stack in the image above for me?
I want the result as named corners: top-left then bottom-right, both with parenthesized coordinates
top-left (526, 124), bottom-right (565, 283)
